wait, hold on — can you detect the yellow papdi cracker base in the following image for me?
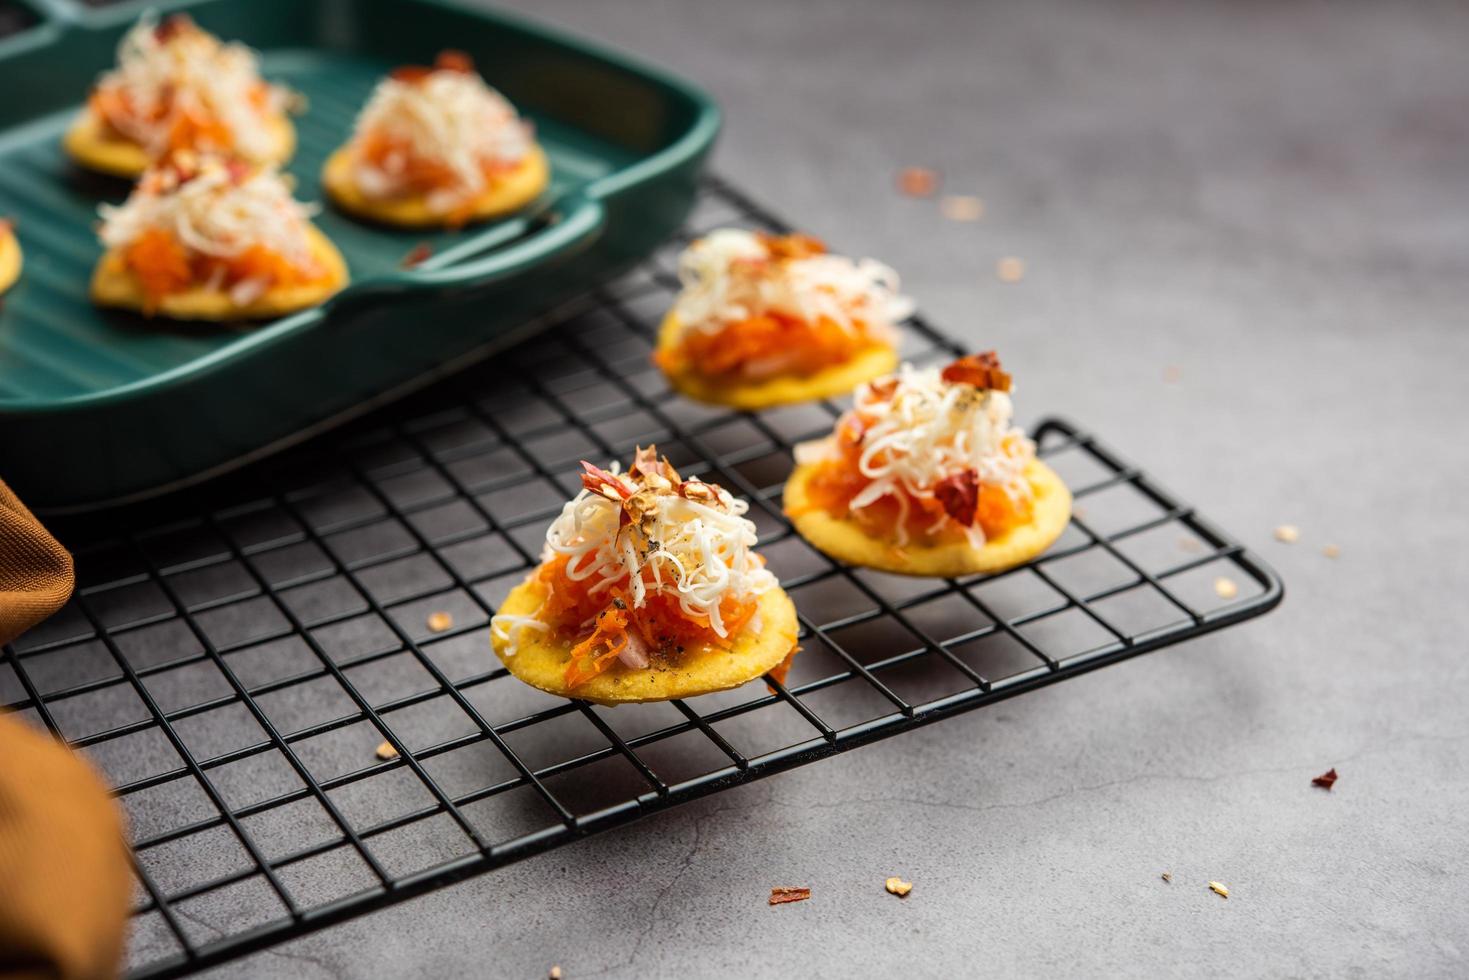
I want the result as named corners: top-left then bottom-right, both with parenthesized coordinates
top-left (492, 577), bottom-right (799, 705)
top-left (63, 110), bottom-right (296, 179)
top-left (656, 312), bottom-right (899, 410)
top-left (784, 459), bottom-right (1072, 577)
top-left (322, 145), bottom-right (549, 228)
top-left (90, 223), bottom-right (348, 321)
top-left (0, 228), bottom-right (19, 294)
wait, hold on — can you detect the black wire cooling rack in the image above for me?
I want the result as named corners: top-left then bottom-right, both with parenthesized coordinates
top-left (0, 176), bottom-right (1282, 978)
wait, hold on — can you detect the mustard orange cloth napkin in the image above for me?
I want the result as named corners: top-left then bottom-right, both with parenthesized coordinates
top-left (0, 479), bottom-right (73, 645)
top-left (0, 478), bottom-right (131, 980)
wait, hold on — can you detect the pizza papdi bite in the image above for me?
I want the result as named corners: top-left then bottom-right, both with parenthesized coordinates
top-left (65, 13), bottom-right (297, 178)
top-left (653, 229), bottom-right (912, 410)
top-left (491, 447), bottom-right (799, 705)
top-left (90, 152), bottom-right (347, 321)
top-left (323, 50), bottom-right (549, 228)
top-left (784, 353), bottom-right (1071, 577)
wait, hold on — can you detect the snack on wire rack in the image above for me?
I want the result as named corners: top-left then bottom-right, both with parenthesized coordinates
top-left (491, 447), bottom-right (798, 705)
top-left (322, 50), bottom-right (549, 228)
top-left (784, 352), bottom-right (1071, 576)
top-left (90, 152), bottom-right (347, 320)
top-left (653, 229), bottom-right (912, 409)
top-left (64, 13), bottom-right (297, 178)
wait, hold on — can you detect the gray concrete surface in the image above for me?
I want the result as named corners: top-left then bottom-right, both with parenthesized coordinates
top-left (40, 0), bottom-right (1469, 976)
top-left (197, 2), bottom-right (1464, 976)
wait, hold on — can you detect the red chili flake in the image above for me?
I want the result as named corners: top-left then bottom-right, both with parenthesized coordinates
top-left (224, 158), bottom-right (254, 185)
top-left (435, 50), bottom-right (475, 73)
top-left (934, 469), bottom-right (979, 526)
top-left (391, 64), bottom-right (435, 84)
top-left (630, 445), bottom-right (681, 486)
top-left (154, 13), bottom-right (193, 42)
top-left (1312, 768), bottom-right (1338, 790)
top-left (677, 480), bottom-right (718, 505)
top-left (769, 886), bottom-right (811, 906)
top-left (580, 461), bottom-right (631, 501)
top-left (865, 376), bottom-right (900, 402)
top-left (401, 243), bottom-right (433, 269)
top-left (757, 232), bottom-right (826, 261)
top-left (897, 166), bottom-right (940, 198)
top-left (941, 351), bottom-right (1012, 392)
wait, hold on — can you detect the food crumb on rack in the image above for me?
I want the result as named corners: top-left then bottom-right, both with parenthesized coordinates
top-left (1213, 577), bottom-right (1238, 599)
top-left (996, 256), bottom-right (1026, 283)
top-left (1273, 524), bottom-right (1300, 543)
top-left (549, 966), bottom-right (563, 980)
top-left (1322, 544), bottom-right (1340, 559)
top-left (1179, 536), bottom-right (1204, 553)
top-left (769, 886), bottom-right (811, 906)
top-left (1160, 872), bottom-right (1172, 883)
top-left (885, 877), bottom-right (914, 897)
top-left (375, 741), bottom-right (399, 761)
top-left (897, 166), bottom-right (940, 197)
top-left (427, 611), bottom-right (453, 632)
top-left (1208, 881), bottom-right (1229, 899)
top-left (939, 195), bottom-right (984, 221)
top-left (1312, 767), bottom-right (1338, 790)
top-left (402, 242), bottom-right (433, 268)
top-left (1163, 365), bottom-right (1182, 384)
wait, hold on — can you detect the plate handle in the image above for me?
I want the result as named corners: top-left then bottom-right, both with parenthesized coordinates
top-left (334, 195), bottom-right (606, 308)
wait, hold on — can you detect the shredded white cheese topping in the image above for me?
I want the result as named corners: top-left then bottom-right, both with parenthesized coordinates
top-left (794, 363), bottom-right (1036, 547)
top-left (348, 69), bottom-right (534, 213)
top-left (93, 13), bottom-right (290, 160)
top-left (672, 228), bottom-right (913, 341)
top-left (98, 157), bottom-right (318, 273)
top-left (491, 465), bottom-right (775, 657)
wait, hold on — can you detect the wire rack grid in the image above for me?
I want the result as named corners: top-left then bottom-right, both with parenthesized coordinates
top-left (0, 176), bottom-right (1282, 978)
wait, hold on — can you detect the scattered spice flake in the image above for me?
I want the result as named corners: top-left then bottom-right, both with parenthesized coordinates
top-left (940, 351), bottom-right (1012, 392)
top-left (1274, 524), bottom-right (1300, 543)
top-left (1208, 881), bottom-right (1229, 899)
top-left (1163, 365), bottom-right (1182, 384)
top-left (939, 195), bottom-right (984, 221)
top-left (759, 231), bottom-right (827, 261)
top-left (996, 256), bottom-right (1026, 283)
top-left (1312, 767), bottom-right (1338, 790)
top-left (1322, 544), bottom-right (1340, 560)
top-left (549, 967), bottom-right (563, 980)
top-left (427, 611), bottom-right (454, 633)
top-left (436, 49), bottom-right (475, 73)
top-left (375, 741), bottom-right (399, 761)
top-left (897, 167), bottom-right (940, 198)
top-left (884, 877), bottom-right (913, 897)
top-left (1213, 577), bottom-right (1238, 600)
top-left (769, 886), bottom-right (811, 906)
top-left (1160, 872), bottom-right (1172, 883)
top-left (401, 242), bottom-right (433, 268)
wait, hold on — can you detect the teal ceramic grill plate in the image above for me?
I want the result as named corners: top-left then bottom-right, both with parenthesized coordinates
top-left (0, 0), bottom-right (719, 510)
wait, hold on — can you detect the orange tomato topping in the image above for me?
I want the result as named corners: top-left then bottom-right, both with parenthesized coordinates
top-left (657, 233), bottom-right (890, 382)
top-left (798, 406), bottom-right (1034, 545)
top-left (655, 310), bottom-right (887, 382)
top-left (532, 553), bottom-right (762, 689)
top-left (91, 83), bottom-right (275, 156)
top-left (121, 227), bottom-right (321, 313)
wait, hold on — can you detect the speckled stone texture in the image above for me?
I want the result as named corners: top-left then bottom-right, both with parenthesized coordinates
top-left (178, 0), bottom-right (1466, 975)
